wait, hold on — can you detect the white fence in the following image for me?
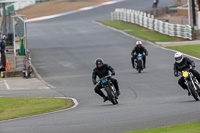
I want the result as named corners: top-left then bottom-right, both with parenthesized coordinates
top-left (0, 0), bottom-right (35, 15)
top-left (111, 8), bottom-right (193, 40)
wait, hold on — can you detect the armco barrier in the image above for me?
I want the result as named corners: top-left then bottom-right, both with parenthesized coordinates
top-left (111, 8), bottom-right (193, 40)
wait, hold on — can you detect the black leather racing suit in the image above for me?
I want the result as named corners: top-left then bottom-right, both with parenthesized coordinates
top-left (92, 64), bottom-right (119, 99)
top-left (174, 57), bottom-right (200, 90)
top-left (131, 46), bottom-right (148, 68)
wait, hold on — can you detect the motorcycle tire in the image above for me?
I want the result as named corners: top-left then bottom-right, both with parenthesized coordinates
top-left (137, 60), bottom-right (142, 73)
top-left (188, 82), bottom-right (199, 101)
top-left (194, 82), bottom-right (200, 96)
top-left (105, 86), bottom-right (118, 105)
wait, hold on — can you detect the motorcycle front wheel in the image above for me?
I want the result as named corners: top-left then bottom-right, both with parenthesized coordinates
top-left (137, 60), bottom-right (142, 73)
top-left (188, 82), bottom-right (199, 101)
top-left (194, 82), bottom-right (200, 96)
top-left (105, 86), bottom-right (118, 105)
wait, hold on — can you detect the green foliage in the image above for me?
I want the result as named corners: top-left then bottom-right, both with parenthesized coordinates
top-left (123, 121), bottom-right (200, 133)
top-left (167, 45), bottom-right (200, 58)
top-left (99, 20), bottom-right (182, 42)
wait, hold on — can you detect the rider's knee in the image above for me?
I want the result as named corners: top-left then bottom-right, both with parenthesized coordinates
top-left (94, 86), bottom-right (100, 93)
top-left (178, 79), bottom-right (183, 85)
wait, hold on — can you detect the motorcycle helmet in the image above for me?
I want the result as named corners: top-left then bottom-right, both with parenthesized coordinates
top-left (136, 41), bottom-right (142, 48)
top-left (95, 58), bottom-right (104, 68)
top-left (136, 41), bottom-right (142, 45)
top-left (174, 52), bottom-right (183, 63)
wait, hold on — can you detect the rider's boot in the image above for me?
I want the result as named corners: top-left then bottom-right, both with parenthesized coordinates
top-left (103, 96), bottom-right (108, 102)
top-left (183, 87), bottom-right (191, 96)
top-left (185, 88), bottom-right (191, 96)
top-left (188, 91), bottom-right (191, 96)
top-left (143, 63), bottom-right (146, 69)
top-left (132, 60), bottom-right (135, 69)
top-left (116, 90), bottom-right (120, 96)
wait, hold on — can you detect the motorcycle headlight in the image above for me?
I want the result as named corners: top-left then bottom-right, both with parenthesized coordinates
top-left (182, 71), bottom-right (189, 78)
top-left (138, 54), bottom-right (142, 59)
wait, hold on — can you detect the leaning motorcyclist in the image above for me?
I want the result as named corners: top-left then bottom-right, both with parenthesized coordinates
top-left (174, 52), bottom-right (200, 95)
top-left (92, 58), bottom-right (120, 102)
top-left (131, 41), bottom-right (148, 68)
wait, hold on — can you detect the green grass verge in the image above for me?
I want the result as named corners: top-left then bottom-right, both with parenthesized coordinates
top-left (99, 20), bottom-right (183, 42)
top-left (167, 45), bottom-right (200, 58)
top-left (0, 97), bottom-right (73, 121)
top-left (123, 121), bottom-right (200, 133)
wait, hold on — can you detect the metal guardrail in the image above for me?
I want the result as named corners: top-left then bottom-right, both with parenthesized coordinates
top-left (111, 8), bottom-right (193, 40)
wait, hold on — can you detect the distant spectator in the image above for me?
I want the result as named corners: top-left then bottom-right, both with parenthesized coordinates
top-left (0, 35), bottom-right (6, 69)
top-left (0, 35), bottom-right (5, 54)
top-left (152, 0), bottom-right (159, 8)
top-left (0, 65), bottom-right (5, 73)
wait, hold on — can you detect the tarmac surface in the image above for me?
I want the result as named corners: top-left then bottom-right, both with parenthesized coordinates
top-left (1, 0), bottom-right (200, 133)
top-left (1, 38), bottom-right (199, 97)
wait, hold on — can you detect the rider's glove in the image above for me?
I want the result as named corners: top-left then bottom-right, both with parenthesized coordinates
top-left (93, 81), bottom-right (97, 85)
top-left (189, 65), bottom-right (193, 69)
top-left (174, 71), bottom-right (179, 77)
top-left (190, 64), bottom-right (195, 69)
top-left (145, 53), bottom-right (148, 56)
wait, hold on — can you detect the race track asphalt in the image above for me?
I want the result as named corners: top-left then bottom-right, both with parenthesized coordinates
top-left (1, 0), bottom-right (200, 133)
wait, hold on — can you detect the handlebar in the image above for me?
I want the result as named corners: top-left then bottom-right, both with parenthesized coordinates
top-left (132, 53), bottom-right (147, 56)
top-left (98, 75), bottom-right (112, 81)
top-left (96, 75), bottom-right (112, 85)
top-left (182, 65), bottom-right (193, 73)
